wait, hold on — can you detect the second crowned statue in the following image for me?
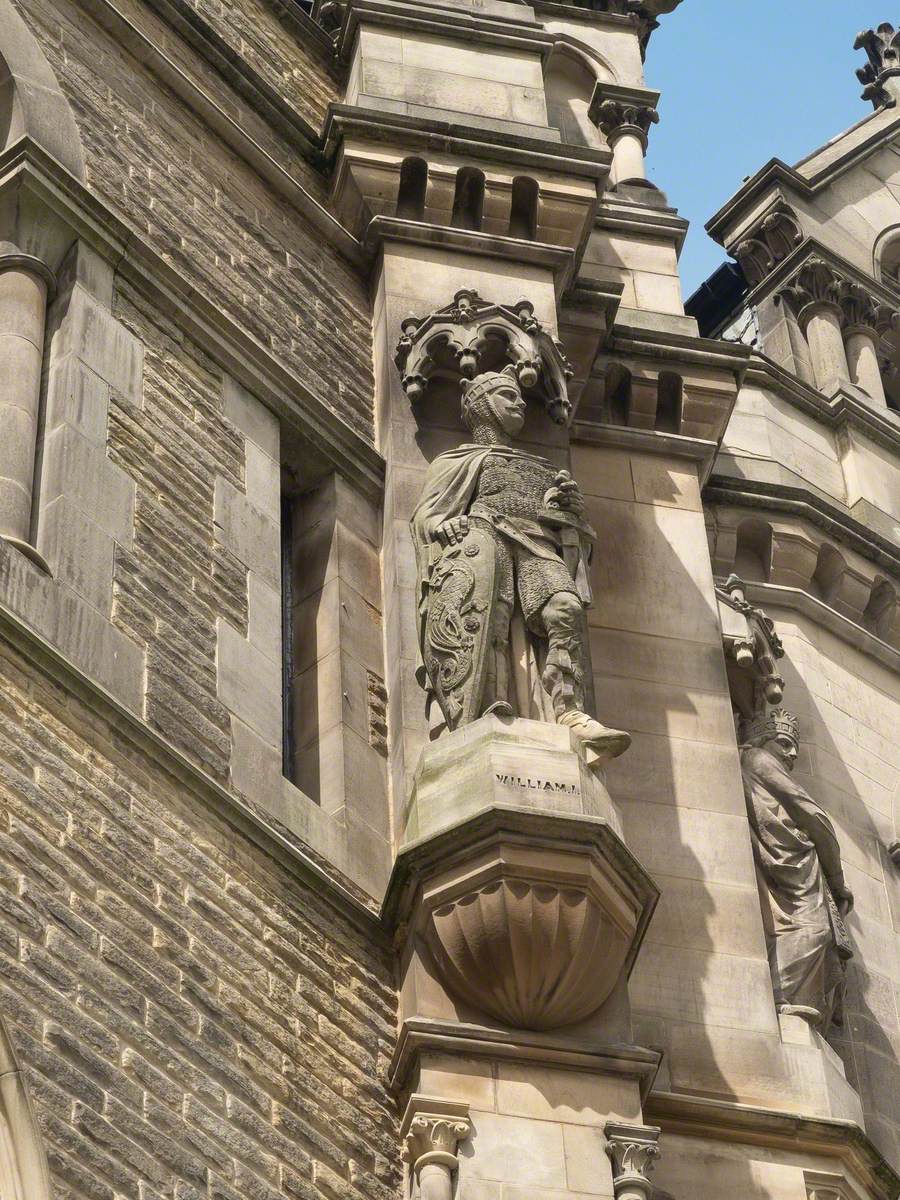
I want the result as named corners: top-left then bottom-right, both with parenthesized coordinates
top-left (411, 365), bottom-right (630, 761)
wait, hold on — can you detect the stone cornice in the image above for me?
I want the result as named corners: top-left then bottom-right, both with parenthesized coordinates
top-left (364, 216), bottom-right (577, 293)
top-left (645, 1092), bottom-right (900, 1200)
top-left (389, 1015), bottom-right (663, 1098)
top-left (603, 325), bottom-right (752, 376)
top-left (595, 195), bottom-right (690, 254)
top-left (0, 589), bottom-right (384, 931)
top-left (706, 107), bottom-right (900, 248)
top-left (334, 0), bottom-right (555, 66)
top-left (743, 351), bottom-right (900, 459)
top-left (131, 0), bottom-right (330, 153)
top-left (71, 0), bottom-right (363, 263)
top-left (736, 581), bottom-right (900, 676)
top-left (703, 478), bottom-right (900, 576)
top-left (572, 424), bottom-right (719, 485)
top-left (323, 105), bottom-right (612, 180)
top-left (750, 239), bottom-right (898, 310)
top-left (1, 137), bottom-right (385, 502)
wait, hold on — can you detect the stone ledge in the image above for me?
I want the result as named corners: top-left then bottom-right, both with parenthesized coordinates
top-left (572, 425), bottom-right (718, 484)
top-left (389, 1016), bottom-right (663, 1100)
top-left (335, 0), bottom-right (555, 66)
top-left (730, 580), bottom-right (900, 675)
top-left (644, 1091), bottom-right (900, 1200)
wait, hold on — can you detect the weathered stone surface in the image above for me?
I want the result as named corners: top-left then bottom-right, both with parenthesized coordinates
top-left (0, 635), bottom-right (400, 1200)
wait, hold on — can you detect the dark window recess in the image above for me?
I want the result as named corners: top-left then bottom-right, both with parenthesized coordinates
top-left (397, 156), bottom-right (429, 221)
top-left (451, 167), bottom-right (486, 231)
top-left (508, 176), bottom-right (539, 240)
top-left (281, 494), bottom-right (296, 781)
top-left (655, 372), bottom-right (683, 434)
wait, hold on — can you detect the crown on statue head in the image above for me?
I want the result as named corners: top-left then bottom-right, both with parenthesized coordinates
top-left (743, 707), bottom-right (800, 746)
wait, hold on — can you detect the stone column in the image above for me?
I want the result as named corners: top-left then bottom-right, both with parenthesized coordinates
top-left (843, 324), bottom-right (887, 405)
top-left (401, 1102), bottom-right (471, 1200)
top-left (605, 1123), bottom-right (662, 1200)
top-left (801, 302), bottom-right (850, 393)
top-left (0, 255), bottom-right (53, 553)
top-left (589, 87), bottom-right (660, 187)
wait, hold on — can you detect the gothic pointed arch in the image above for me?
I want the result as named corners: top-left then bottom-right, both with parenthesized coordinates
top-left (0, 1013), bottom-right (52, 1200)
top-left (0, 0), bottom-right (84, 180)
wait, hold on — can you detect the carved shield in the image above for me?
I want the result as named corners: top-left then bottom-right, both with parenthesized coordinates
top-left (423, 523), bottom-right (498, 731)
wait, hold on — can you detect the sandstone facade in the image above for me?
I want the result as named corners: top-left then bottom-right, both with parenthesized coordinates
top-left (0, 3), bottom-right (898, 1200)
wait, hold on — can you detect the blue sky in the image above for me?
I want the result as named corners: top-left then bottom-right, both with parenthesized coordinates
top-left (644, 1), bottom-right (894, 299)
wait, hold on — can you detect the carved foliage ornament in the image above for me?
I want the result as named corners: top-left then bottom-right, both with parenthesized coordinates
top-left (606, 1123), bottom-right (662, 1200)
top-left (855, 23), bottom-right (900, 109)
top-left (778, 258), bottom-right (900, 335)
top-left (734, 206), bottom-right (802, 288)
top-left (402, 1113), bottom-right (472, 1172)
top-left (717, 574), bottom-right (785, 718)
top-left (395, 289), bottom-right (575, 424)
top-left (594, 99), bottom-right (659, 145)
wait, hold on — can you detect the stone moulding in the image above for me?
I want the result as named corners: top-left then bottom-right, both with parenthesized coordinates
top-left (385, 807), bottom-right (658, 1033)
top-left (388, 1015), bottom-right (663, 1099)
top-left (644, 1091), bottom-right (900, 1200)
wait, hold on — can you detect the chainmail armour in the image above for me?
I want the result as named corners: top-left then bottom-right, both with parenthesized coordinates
top-left (472, 450), bottom-right (579, 627)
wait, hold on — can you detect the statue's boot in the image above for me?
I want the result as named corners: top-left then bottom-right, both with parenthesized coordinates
top-left (557, 710), bottom-right (631, 761)
top-left (542, 643), bottom-right (631, 762)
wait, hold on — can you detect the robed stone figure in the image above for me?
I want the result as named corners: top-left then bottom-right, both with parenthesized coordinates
top-left (740, 708), bottom-right (853, 1028)
top-left (411, 366), bottom-right (629, 759)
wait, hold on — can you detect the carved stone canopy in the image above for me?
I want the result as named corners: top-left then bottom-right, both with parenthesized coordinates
top-left (855, 23), bottom-right (900, 109)
top-left (395, 289), bottom-right (575, 424)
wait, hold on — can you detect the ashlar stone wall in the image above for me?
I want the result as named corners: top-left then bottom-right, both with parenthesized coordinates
top-left (0, 630), bottom-right (401, 1200)
top-left (772, 607), bottom-right (900, 1164)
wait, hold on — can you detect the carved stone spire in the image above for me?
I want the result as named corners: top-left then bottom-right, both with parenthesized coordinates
top-left (606, 1123), bottom-right (662, 1200)
top-left (855, 23), bottom-right (900, 109)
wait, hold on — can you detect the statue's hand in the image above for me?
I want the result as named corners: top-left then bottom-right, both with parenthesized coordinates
top-left (544, 471), bottom-right (585, 516)
top-left (435, 516), bottom-right (470, 547)
top-left (834, 885), bottom-right (854, 917)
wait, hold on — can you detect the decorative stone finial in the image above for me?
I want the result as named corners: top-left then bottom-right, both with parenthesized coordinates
top-left (605, 1123), bottom-right (662, 1200)
top-left (855, 23), bottom-right (900, 109)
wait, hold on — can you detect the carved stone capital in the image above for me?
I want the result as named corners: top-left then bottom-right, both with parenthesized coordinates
top-left (594, 99), bottom-right (659, 147)
top-left (401, 1098), bottom-right (471, 1179)
top-left (606, 1122), bottom-right (661, 1200)
top-left (855, 23), bottom-right (900, 109)
top-left (777, 257), bottom-right (843, 328)
top-left (733, 205), bottom-right (802, 287)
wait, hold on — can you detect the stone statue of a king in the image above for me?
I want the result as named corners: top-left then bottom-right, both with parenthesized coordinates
top-left (410, 365), bottom-right (630, 760)
top-left (740, 708), bottom-right (854, 1028)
